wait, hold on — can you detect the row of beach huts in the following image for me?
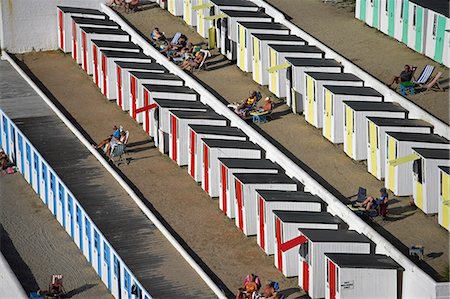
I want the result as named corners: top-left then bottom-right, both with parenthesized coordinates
top-left (53, 3), bottom-right (446, 298)
top-left (157, 0), bottom-right (450, 228)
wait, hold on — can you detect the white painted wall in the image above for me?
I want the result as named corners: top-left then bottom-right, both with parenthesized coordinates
top-left (0, 252), bottom-right (28, 299)
top-left (0, 0), bottom-right (105, 53)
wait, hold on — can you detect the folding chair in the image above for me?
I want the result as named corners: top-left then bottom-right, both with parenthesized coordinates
top-left (49, 274), bottom-right (65, 298)
top-left (195, 49), bottom-right (211, 74)
top-left (424, 71), bottom-right (444, 91)
top-left (170, 32), bottom-right (182, 45)
top-left (413, 64), bottom-right (434, 87)
top-left (349, 187), bottom-right (367, 203)
top-left (110, 143), bottom-right (126, 166)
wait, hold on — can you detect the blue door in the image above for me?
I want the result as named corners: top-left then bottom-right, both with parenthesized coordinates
top-left (2, 115), bottom-right (9, 155)
top-left (59, 183), bottom-right (66, 228)
top-left (34, 152), bottom-right (40, 195)
top-left (85, 218), bottom-right (92, 263)
top-left (10, 125), bottom-right (16, 163)
top-left (76, 206), bottom-right (83, 251)
top-left (124, 270), bottom-right (131, 299)
top-left (42, 163), bottom-right (48, 205)
top-left (18, 134), bottom-right (24, 173)
top-left (114, 255), bottom-right (122, 299)
top-left (104, 242), bottom-right (111, 290)
top-left (26, 143), bottom-right (32, 185)
top-left (68, 195), bottom-right (74, 237)
top-left (50, 173), bottom-right (57, 215)
top-left (94, 230), bottom-right (102, 278)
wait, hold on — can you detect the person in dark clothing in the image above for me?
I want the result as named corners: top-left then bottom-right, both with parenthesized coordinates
top-left (388, 65), bottom-right (416, 88)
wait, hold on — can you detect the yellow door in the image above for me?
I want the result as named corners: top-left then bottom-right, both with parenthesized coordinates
top-left (369, 121), bottom-right (378, 176)
top-left (169, 0), bottom-right (174, 14)
top-left (387, 136), bottom-right (396, 191)
top-left (442, 172), bottom-right (449, 229)
top-left (345, 107), bottom-right (353, 158)
top-left (306, 77), bottom-right (315, 124)
top-left (269, 48), bottom-right (277, 94)
top-left (253, 37), bottom-right (260, 83)
top-left (239, 25), bottom-right (246, 70)
top-left (416, 180), bottom-right (423, 210)
top-left (208, 27), bottom-right (216, 49)
top-left (198, 0), bottom-right (203, 35)
top-left (324, 90), bottom-right (332, 140)
top-left (185, 0), bottom-right (191, 25)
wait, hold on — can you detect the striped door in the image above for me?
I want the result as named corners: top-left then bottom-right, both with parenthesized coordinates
top-left (117, 66), bottom-right (122, 107)
top-left (171, 115), bottom-right (177, 162)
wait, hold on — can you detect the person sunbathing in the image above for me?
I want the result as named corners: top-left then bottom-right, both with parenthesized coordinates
top-left (355, 187), bottom-right (389, 211)
top-left (180, 50), bottom-right (205, 71)
top-left (151, 27), bottom-right (166, 41)
top-left (95, 125), bottom-right (121, 150)
top-left (236, 274), bottom-right (261, 299)
top-left (235, 91), bottom-right (260, 117)
top-left (388, 65), bottom-right (417, 88)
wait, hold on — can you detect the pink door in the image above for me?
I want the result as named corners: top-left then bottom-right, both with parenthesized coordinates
top-left (203, 144), bottom-right (209, 193)
top-left (59, 10), bottom-right (64, 49)
top-left (221, 165), bottom-right (227, 214)
top-left (117, 66), bottom-right (122, 107)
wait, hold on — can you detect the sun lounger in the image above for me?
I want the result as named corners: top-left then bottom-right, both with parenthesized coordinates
top-left (424, 71), bottom-right (444, 91)
top-left (194, 49), bottom-right (211, 73)
top-left (413, 64), bottom-right (434, 87)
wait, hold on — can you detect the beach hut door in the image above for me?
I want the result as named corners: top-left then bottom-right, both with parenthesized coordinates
top-left (434, 15), bottom-right (446, 62)
top-left (360, 0), bottom-right (367, 21)
top-left (328, 261), bottom-right (337, 299)
top-left (203, 144), bottom-right (209, 193)
top-left (388, 0), bottom-right (395, 36)
top-left (413, 159), bottom-right (423, 209)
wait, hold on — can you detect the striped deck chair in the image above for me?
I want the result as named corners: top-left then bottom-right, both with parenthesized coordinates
top-left (413, 65), bottom-right (434, 87)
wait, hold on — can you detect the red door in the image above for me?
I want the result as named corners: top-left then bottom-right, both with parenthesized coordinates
top-left (259, 196), bottom-right (265, 250)
top-left (72, 21), bottom-right (76, 57)
top-left (236, 180), bottom-right (243, 231)
top-left (203, 144), bottom-right (209, 193)
top-left (59, 10), bottom-right (64, 49)
top-left (144, 89), bottom-right (150, 133)
top-left (221, 165), bottom-right (227, 214)
top-left (93, 45), bottom-right (98, 84)
top-left (102, 54), bottom-right (107, 96)
top-left (131, 76), bottom-right (137, 118)
top-left (171, 115), bottom-right (177, 161)
top-left (117, 66), bottom-right (122, 107)
top-left (275, 218), bottom-right (283, 271)
top-left (303, 261), bottom-right (309, 292)
top-left (189, 131), bottom-right (195, 177)
top-left (82, 31), bottom-right (87, 71)
top-left (329, 261), bottom-right (336, 299)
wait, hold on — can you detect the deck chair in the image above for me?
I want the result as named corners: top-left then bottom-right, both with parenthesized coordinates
top-left (424, 71), bottom-right (444, 91)
top-left (48, 275), bottom-right (65, 298)
top-left (413, 64), bottom-right (434, 87)
top-left (170, 32), bottom-right (182, 45)
top-left (110, 143), bottom-right (126, 165)
top-left (347, 187), bottom-right (367, 204)
top-left (194, 50), bottom-right (211, 74)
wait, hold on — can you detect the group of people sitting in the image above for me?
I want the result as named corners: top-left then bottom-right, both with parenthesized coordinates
top-left (107, 0), bottom-right (139, 13)
top-left (232, 91), bottom-right (274, 118)
top-left (236, 274), bottom-right (282, 299)
top-left (94, 125), bottom-right (127, 157)
top-left (349, 187), bottom-right (389, 218)
top-left (151, 28), bottom-right (206, 71)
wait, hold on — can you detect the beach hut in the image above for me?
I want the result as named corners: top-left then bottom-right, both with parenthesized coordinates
top-left (438, 166), bottom-right (450, 231)
top-left (88, 40), bottom-right (140, 76)
top-left (168, 0), bottom-right (184, 16)
top-left (423, 2), bottom-right (449, 65)
top-left (355, 0), bottom-right (381, 28)
top-left (115, 62), bottom-right (166, 112)
top-left (153, 99), bottom-right (208, 154)
top-left (183, 0), bottom-right (198, 26)
top-left (168, 110), bottom-right (228, 166)
top-left (233, 173), bottom-right (298, 236)
top-left (252, 35), bottom-right (308, 86)
top-left (343, 101), bottom-right (408, 161)
top-left (201, 139), bottom-right (262, 197)
top-left (219, 10), bottom-right (273, 60)
top-left (57, 6), bottom-right (106, 53)
top-left (379, 0), bottom-right (399, 38)
top-left (286, 58), bottom-right (343, 114)
top-left (237, 22), bottom-right (290, 73)
top-left (406, 0), bottom-right (427, 53)
top-left (304, 73), bottom-right (364, 129)
top-left (297, 229), bottom-right (372, 299)
top-left (366, 117), bottom-right (433, 179)
top-left (98, 51), bottom-right (152, 100)
top-left (194, 0), bottom-right (214, 39)
top-left (322, 86), bottom-right (384, 144)
top-left (385, 132), bottom-right (449, 196)
top-left (187, 125), bottom-right (247, 182)
top-left (71, 17), bottom-right (119, 66)
top-left (412, 148), bottom-right (450, 214)
top-left (219, 158), bottom-right (280, 218)
top-left (256, 190), bottom-right (324, 255)
top-left (274, 211), bottom-right (342, 277)
top-left (325, 253), bottom-right (404, 299)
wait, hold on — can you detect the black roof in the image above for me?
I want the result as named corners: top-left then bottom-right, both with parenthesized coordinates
top-left (325, 253), bottom-right (404, 270)
top-left (142, 84), bottom-right (198, 94)
top-left (71, 17), bottom-right (117, 26)
top-left (256, 190), bottom-right (322, 203)
top-left (237, 22), bottom-right (290, 31)
top-left (252, 34), bottom-right (305, 43)
top-left (299, 229), bottom-right (370, 243)
top-left (100, 50), bottom-right (150, 59)
top-left (202, 139), bottom-right (260, 150)
top-left (129, 71), bottom-right (182, 81)
top-left (91, 40), bottom-right (140, 50)
top-left (343, 101), bottom-right (408, 113)
top-left (234, 173), bottom-right (296, 185)
top-left (409, 0), bottom-right (450, 18)
top-left (222, 10), bottom-right (271, 19)
top-left (218, 158), bottom-right (278, 170)
top-left (386, 132), bottom-right (449, 144)
top-left (367, 117), bottom-right (433, 128)
top-left (170, 110), bottom-right (227, 120)
top-left (80, 26), bottom-right (129, 35)
top-left (188, 124), bottom-right (247, 137)
top-left (58, 6), bottom-right (105, 15)
top-left (116, 61), bottom-right (166, 72)
top-left (269, 44), bottom-right (323, 54)
top-left (273, 210), bottom-right (341, 224)
top-left (323, 85), bottom-right (383, 97)
top-left (439, 166), bottom-right (450, 175)
top-left (305, 72), bottom-right (362, 82)
top-left (153, 99), bottom-right (207, 109)
top-left (413, 148), bottom-right (450, 160)
top-left (286, 57), bottom-right (342, 68)
top-left (210, 0), bottom-right (258, 7)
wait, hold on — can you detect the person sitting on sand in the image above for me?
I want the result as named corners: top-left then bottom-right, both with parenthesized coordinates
top-left (180, 50), bottom-right (205, 71)
top-left (387, 65), bottom-right (416, 88)
top-left (151, 27), bottom-right (166, 41)
top-left (355, 187), bottom-right (389, 211)
top-left (94, 125), bottom-right (121, 150)
top-left (236, 274), bottom-right (261, 299)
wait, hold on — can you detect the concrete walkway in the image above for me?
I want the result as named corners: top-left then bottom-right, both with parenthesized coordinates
top-left (0, 172), bottom-right (113, 299)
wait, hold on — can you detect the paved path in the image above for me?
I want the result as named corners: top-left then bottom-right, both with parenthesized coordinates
top-left (0, 172), bottom-right (113, 299)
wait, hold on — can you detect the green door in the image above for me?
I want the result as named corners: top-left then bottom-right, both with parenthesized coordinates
top-left (373, 0), bottom-right (380, 28)
top-left (401, 0), bottom-right (409, 43)
top-left (388, 0), bottom-right (395, 36)
top-left (434, 15), bottom-right (446, 63)
top-left (415, 6), bottom-right (424, 52)
top-left (360, 0), bottom-right (367, 21)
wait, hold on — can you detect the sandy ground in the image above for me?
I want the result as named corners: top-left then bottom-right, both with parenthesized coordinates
top-left (266, 0), bottom-right (449, 124)
top-left (121, 4), bottom-right (448, 280)
top-left (16, 50), bottom-right (305, 298)
top-left (0, 172), bottom-right (113, 299)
